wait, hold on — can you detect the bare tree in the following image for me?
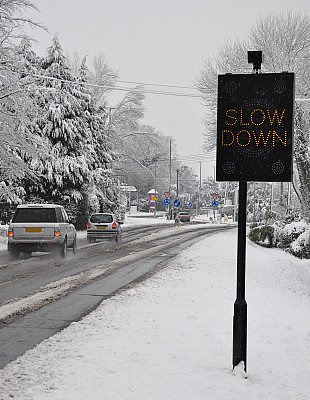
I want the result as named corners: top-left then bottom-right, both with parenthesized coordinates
top-left (196, 10), bottom-right (310, 216)
top-left (88, 53), bottom-right (119, 106)
top-left (0, 0), bottom-right (45, 46)
top-left (196, 38), bottom-right (250, 152)
top-left (67, 51), bottom-right (119, 107)
top-left (115, 125), bottom-right (174, 197)
top-left (197, 11), bottom-right (310, 148)
top-left (110, 88), bottom-right (145, 134)
top-left (250, 11), bottom-right (310, 75)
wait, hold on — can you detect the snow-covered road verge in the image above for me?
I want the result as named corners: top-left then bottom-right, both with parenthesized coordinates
top-left (0, 229), bottom-right (309, 399)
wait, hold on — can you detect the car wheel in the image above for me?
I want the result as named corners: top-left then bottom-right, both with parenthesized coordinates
top-left (59, 238), bottom-right (67, 258)
top-left (8, 244), bottom-right (19, 259)
top-left (72, 237), bottom-right (77, 254)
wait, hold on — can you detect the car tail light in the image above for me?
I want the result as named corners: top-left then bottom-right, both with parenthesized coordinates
top-left (55, 230), bottom-right (60, 237)
top-left (8, 230), bottom-right (13, 237)
top-left (87, 222), bottom-right (91, 230)
top-left (112, 222), bottom-right (116, 230)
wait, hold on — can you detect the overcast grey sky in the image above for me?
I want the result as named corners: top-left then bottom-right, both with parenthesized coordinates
top-left (27, 0), bottom-right (309, 178)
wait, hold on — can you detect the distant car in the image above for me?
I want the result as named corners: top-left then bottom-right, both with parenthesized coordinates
top-left (87, 213), bottom-right (123, 243)
top-left (8, 204), bottom-right (77, 258)
top-left (177, 211), bottom-right (191, 222)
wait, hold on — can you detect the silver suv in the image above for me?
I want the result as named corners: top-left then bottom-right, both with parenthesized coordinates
top-left (8, 204), bottom-right (77, 258)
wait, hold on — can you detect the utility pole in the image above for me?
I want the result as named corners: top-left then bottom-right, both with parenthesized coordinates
top-left (169, 140), bottom-right (172, 194)
top-left (212, 165), bottom-right (216, 222)
top-left (169, 140), bottom-right (172, 220)
top-left (154, 162), bottom-right (157, 218)
top-left (108, 107), bottom-right (116, 136)
top-left (174, 168), bottom-right (180, 220)
top-left (176, 169), bottom-right (180, 198)
top-left (198, 161), bottom-right (202, 216)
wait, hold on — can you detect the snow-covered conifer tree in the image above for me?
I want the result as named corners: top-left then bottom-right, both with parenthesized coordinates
top-left (74, 57), bottom-right (120, 226)
top-left (23, 35), bottom-right (92, 210)
top-left (0, 1), bottom-right (45, 218)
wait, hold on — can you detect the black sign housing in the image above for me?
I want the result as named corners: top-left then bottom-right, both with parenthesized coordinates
top-left (216, 73), bottom-right (294, 182)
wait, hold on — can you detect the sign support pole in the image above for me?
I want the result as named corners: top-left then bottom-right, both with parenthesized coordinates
top-left (216, 53), bottom-right (294, 373)
top-left (233, 181), bottom-right (247, 372)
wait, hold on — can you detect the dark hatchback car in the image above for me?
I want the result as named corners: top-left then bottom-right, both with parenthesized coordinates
top-left (177, 211), bottom-right (191, 222)
top-left (87, 213), bottom-right (123, 243)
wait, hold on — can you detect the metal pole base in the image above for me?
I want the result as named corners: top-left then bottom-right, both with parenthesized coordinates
top-left (233, 299), bottom-right (247, 372)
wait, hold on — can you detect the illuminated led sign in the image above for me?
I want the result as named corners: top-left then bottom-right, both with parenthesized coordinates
top-left (216, 73), bottom-right (294, 182)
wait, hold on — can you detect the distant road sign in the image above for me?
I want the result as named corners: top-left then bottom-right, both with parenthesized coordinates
top-left (212, 200), bottom-right (218, 207)
top-left (211, 193), bottom-right (219, 200)
top-left (174, 199), bottom-right (180, 207)
top-left (188, 202), bottom-right (193, 208)
top-left (164, 192), bottom-right (171, 198)
top-left (164, 198), bottom-right (170, 206)
top-left (151, 197), bottom-right (158, 201)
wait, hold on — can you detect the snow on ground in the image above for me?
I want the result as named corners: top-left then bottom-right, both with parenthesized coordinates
top-left (0, 226), bottom-right (309, 399)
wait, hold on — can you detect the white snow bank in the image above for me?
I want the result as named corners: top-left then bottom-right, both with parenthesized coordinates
top-left (0, 229), bottom-right (309, 399)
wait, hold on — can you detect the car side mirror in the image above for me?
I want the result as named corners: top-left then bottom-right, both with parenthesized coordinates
top-left (118, 220), bottom-right (124, 225)
top-left (70, 217), bottom-right (77, 225)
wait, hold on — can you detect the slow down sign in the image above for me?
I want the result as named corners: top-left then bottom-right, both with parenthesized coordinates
top-left (216, 72), bottom-right (294, 182)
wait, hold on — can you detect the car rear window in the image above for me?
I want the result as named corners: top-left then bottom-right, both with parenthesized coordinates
top-left (13, 208), bottom-right (57, 223)
top-left (90, 214), bottom-right (113, 223)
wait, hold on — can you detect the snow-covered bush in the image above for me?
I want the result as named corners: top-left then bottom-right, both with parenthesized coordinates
top-left (248, 224), bottom-right (275, 247)
top-left (274, 220), bottom-right (308, 249)
top-left (276, 221), bottom-right (310, 259)
top-left (289, 228), bottom-right (310, 259)
top-left (250, 219), bottom-right (310, 259)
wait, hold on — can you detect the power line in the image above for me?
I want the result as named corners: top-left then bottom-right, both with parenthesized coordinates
top-left (29, 73), bottom-right (202, 98)
top-left (116, 79), bottom-right (196, 90)
top-left (177, 154), bottom-right (215, 160)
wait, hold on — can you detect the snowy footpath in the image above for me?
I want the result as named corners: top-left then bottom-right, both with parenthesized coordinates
top-left (0, 227), bottom-right (309, 399)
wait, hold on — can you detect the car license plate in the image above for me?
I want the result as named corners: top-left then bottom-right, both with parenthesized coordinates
top-left (96, 226), bottom-right (107, 229)
top-left (25, 227), bottom-right (42, 233)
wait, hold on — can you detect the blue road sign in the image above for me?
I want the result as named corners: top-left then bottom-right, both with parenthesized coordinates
top-left (164, 198), bottom-right (170, 206)
top-left (212, 200), bottom-right (218, 207)
top-left (174, 199), bottom-right (180, 207)
top-left (188, 202), bottom-right (193, 208)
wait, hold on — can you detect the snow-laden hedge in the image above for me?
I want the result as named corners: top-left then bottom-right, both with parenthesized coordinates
top-left (248, 224), bottom-right (275, 248)
top-left (249, 220), bottom-right (310, 259)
